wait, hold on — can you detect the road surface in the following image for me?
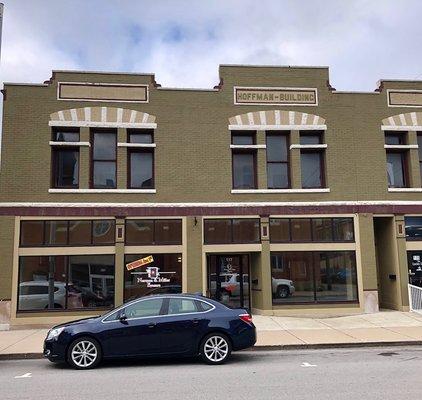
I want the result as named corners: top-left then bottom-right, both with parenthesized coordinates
top-left (1, 347), bottom-right (421, 399)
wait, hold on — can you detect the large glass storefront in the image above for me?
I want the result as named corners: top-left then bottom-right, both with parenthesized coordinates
top-left (18, 255), bottom-right (115, 311)
top-left (271, 251), bottom-right (358, 305)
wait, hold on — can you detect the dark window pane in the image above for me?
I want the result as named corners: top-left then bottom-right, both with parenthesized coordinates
top-left (232, 219), bottom-right (260, 243)
top-left (312, 219), bottom-right (333, 242)
top-left (92, 220), bottom-right (115, 245)
top-left (291, 219), bottom-right (312, 242)
top-left (126, 220), bottom-right (154, 245)
top-left (315, 252), bottom-right (358, 302)
top-left (385, 133), bottom-right (403, 145)
top-left (45, 221), bottom-right (68, 245)
top-left (129, 133), bottom-right (153, 144)
top-left (20, 221), bottom-right (44, 246)
top-left (93, 161), bottom-right (116, 188)
top-left (301, 152), bottom-right (323, 188)
top-left (69, 221), bottom-right (92, 245)
top-left (68, 255), bottom-right (115, 309)
top-left (130, 152), bottom-right (153, 188)
top-left (300, 134), bottom-right (321, 145)
top-left (271, 252), bottom-right (314, 304)
top-left (125, 298), bottom-right (164, 318)
top-left (54, 131), bottom-right (79, 142)
top-left (405, 217), bottom-right (422, 240)
top-left (232, 134), bottom-right (254, 145)
top-left (387, 152), bottom-right (406, 187)
top-left (333, 218), bottom-right (355, 241)
top-left (54, 150), bottom-right (79, 188)
top-left (270, 219), bottom-right (290, 242)
top-left (204, 220), bottom-right (231, 244)
top-left (124, 253), bottom-right (182, 301)
top-left (267, 163), bottom-right (288, 188)
top-left (233, 153), bottom-right (255, 189)
top-left (93, 132), bottom-right (116, 160)
top-left (155, 220), bottom-right (182, 244)
top-left (167, 298), bottom-right (198, 314)
top-left (266, 135), bottom-right (288, 162)
top-left (18, 256), bottom-right (70, 311)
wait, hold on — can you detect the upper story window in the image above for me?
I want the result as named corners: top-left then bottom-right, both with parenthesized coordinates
top-left (385, 132), bottom-right (408, 188)
top-left (125, 219), bottom-right (182, 245)
top-left (270, 217), bottom-right (354, 243)
top-left (266, 132), bottom-right (290, 189)
top-left (51, 128), bottom-right (80, 189)
top-left (91, 129), bottom-right (117, 189)
top-left (300, 131), bottom-right (325, 189)
top-left (204, 218), bottom-right (260, 244)
top-left (231, 132), bottom-right (257, 189)
top-left (128, 130), bottom-right (154, 189)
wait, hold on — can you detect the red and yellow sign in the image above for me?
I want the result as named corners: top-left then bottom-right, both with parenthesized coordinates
top-left (126, 255), bottom-right (154, 271)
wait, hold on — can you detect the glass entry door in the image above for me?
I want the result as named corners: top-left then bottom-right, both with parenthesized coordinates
top-left (207, 254), bottom-right (250, 310)
top-left (408, 251), bottom-right (422, 287)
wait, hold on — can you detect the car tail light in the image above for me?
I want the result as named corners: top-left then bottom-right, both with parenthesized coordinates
top-left (239, 313), bottom-right (253, 325)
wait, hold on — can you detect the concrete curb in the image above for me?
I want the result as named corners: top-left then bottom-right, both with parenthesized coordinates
top-left (2, 341), bottom-right (422, 360)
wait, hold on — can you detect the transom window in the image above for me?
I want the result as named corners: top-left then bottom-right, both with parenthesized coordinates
top-left (125, 219), bottom-right (182, 245)
top-left (204, 218), bottom-right (260, 244)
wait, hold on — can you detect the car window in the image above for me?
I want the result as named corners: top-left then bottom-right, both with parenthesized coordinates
top-left (125, 298), bottom-right (164, 319)
top-left (167, 298), bottom-right (198, 315)
top-left (27, 285), bottom-right (49, 295)
top-left (103, 310), bottom-right (120, 322)
top-left (197, 301), bottom-right (213, 312)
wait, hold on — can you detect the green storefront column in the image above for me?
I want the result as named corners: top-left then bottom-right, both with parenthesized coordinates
top-left (259, 217), bottom-right (273, 312)
top-left (114, 218), bottom-right (126, 307)
top-left (395, 215), bottom-right (410, 310)
top-left (357, 213), bottom-right (379, 312)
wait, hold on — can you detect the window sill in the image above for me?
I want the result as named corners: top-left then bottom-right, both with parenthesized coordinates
top-left (290, 144), bottom-right (327, 150)
top-left (388, 188), bottom-right (422, 192)
top-left (49, 141), bottom-right (90, 147)
top-left (384, 144), bottom-right (418, 149)
top-left (49, 189), bottom-right (156, 193)
top-left (230, 144), bottom-right (266, 149)
top-left (117, 143), bottom-right (156, 148)
top-left (231, 188), bottom-right (330, 194)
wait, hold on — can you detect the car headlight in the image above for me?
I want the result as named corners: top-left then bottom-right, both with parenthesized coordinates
top-left (47, 327), bottom-right (65, 341)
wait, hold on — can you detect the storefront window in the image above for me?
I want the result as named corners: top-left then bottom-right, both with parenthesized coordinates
top-left (270, 218), bottom-right (354, 243)
top-left (18, 255), bottom-right (115, 311)
top-left (20, 220), bottom-right (115, 247)
top-left (124, 254), bottom-right (182, 301)
top-left (204, 219), bottom-right (260, 244)
top-left (271, 251), bottom-right (358, 305)
top-left (405, 217), bottom-right (422, 240)
top-left (125, 219), bottom-right (182, 245)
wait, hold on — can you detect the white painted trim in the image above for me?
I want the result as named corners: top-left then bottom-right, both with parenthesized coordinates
top-left (49, 121), bottom-right (157, 129)
top-left (49, 141), bottom-right (90, 147)
top-left (231, 188), bottom-right (330, 194)
top-left (387, 89), bottom-right (422, 108)
top-left (229, 124), bottom-right (327, 131)
top-left (388, 188), bottom-right (422, 193)
top-left (117, 143), bottom-right (156, 148)
top-left (290, 144), bottom-right (328, 150)
top-left (229, 144), bottom-right (266, 149)
top-left (233, 86), bottom-right (318, 106)
top-left (48, 189), bottom-right (156, 194)
top-left (381, 125), bottom-right (422, 131)
top-left (5, 200), bottom-right (422, 208)
top-left (384, 144), bottom-right (418, 149)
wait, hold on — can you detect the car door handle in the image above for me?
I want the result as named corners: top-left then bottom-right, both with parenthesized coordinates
top-left (148, 322), bottom-right (157, 328)
top-left (192, 318), bottom-right (200, 325)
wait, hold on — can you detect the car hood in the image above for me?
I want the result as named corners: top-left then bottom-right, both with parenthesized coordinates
top-left (53, 316), bottom-right (101, 330)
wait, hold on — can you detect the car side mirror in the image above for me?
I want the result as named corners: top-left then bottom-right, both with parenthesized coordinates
top-left (119, 311), bottom-right (128, 323)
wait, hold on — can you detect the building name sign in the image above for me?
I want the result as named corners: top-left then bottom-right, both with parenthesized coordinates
top-left (234, 87), bottom-right (318, 106)
top-left (388, 90), bottom-right (422, 108)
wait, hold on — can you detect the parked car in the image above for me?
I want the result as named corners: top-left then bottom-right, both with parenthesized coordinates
top-left (19, 281), bottom-right (83, 310)
top-left (44, 294), bottom-right (256, 369)
top-left (272, 278), bottom-right (295, 298)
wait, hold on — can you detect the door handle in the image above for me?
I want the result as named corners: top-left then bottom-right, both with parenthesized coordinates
top-left (148, 322), bottom-right (157, 328)
top-left (192, 318), bottom-right (200, 325)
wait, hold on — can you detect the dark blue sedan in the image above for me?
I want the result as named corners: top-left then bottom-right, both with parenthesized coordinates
top-left (44, 294), bottom-right (256, 369)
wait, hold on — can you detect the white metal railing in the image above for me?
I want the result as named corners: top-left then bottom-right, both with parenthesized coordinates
top-left (408, 284), bottom-right (422, 313)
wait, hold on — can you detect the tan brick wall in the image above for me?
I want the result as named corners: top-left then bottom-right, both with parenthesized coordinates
top-left (0, 217), bottom-right (15, 300)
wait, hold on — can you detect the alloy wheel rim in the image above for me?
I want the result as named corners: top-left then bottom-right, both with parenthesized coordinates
top-left (204, 336), bottom-right (228, 362)
top-left (71, 340), bottom-right (98, 368)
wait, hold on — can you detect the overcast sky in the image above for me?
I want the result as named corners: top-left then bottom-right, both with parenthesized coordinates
top-left (1, 0), bottom-right (422, 91)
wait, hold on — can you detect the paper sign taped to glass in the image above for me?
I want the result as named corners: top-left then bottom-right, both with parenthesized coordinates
top-left (126, 255), bottom-right (154, 271)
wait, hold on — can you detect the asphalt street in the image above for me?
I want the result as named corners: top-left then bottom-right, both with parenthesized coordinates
top-left (1, 347), bottom-right (422, 400)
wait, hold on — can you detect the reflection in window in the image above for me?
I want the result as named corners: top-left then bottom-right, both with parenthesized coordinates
top-left (53, 149), bottom-right (79, 188)
top-left (204, 219), bottom-right (260, 244)
top-left (232, 153), bottom-right (256, 189)
top-left (124, 253), bottom-right (182, 301)
top-left (386, 152), bottom-right (407, 188)
top-left (125, 219), bottom-right (182, 245)
top-left (271, 251), bottom-right (358, 304)
top-left (405, 216), bottom-right (422, 240)
top-left (129, 151), bottom-right (154, 188)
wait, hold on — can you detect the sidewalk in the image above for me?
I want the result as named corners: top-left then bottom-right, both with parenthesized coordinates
top-left (1, 311), bottom-right (422, 358)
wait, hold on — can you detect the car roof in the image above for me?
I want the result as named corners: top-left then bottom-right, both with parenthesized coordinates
top-left (124, 292), bottom-right (219, 306)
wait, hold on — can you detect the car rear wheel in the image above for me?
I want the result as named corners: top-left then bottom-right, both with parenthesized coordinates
top-left (276, 285), bottom-right (289, 298)
top-left (67, 337), bottom-right (101, 370)
top-left (200, 333), bottom-right (231, 365)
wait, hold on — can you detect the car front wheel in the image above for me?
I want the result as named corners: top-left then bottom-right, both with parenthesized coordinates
top-left (200, 333), bottom-right (232, 365)
top-left (67, 337), bottom-right (102, 370)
